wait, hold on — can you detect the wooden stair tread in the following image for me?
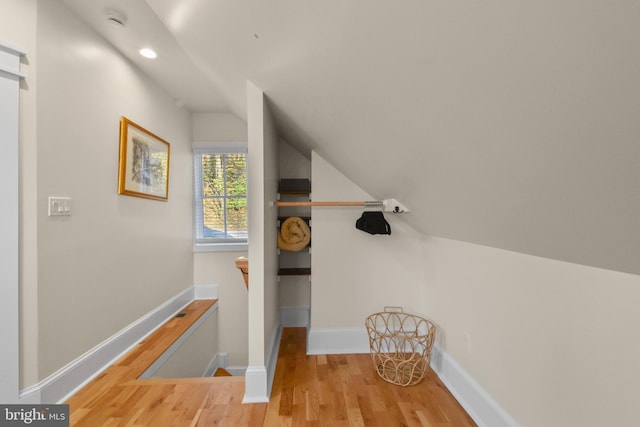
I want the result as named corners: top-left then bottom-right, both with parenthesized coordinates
top-left (213, 368), bottom-right (233, 377)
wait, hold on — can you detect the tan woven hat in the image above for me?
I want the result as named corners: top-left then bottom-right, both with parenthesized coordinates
top-left (277, 217), bottom-right (311, 251)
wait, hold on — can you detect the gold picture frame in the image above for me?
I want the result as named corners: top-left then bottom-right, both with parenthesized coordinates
top-left (118, 117), bottom-right (170, 201)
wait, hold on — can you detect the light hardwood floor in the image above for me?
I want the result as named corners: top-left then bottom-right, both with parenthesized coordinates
top-left (67, 302), bottom-right (476, 426)
top-left (263, 327), bottom-right (476, 427)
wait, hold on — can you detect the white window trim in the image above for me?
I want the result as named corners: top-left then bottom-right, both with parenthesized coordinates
top-left (193, 141), bottom-right (248, 252)
top-left (193, 242), bottom-right (248, 252)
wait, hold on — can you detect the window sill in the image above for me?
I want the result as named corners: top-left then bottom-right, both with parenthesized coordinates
top-left (193, 242), bottom-right (248, 253)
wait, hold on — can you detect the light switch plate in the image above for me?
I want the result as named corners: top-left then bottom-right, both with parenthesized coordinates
top-left (48, 197), bottom-right (71, 216)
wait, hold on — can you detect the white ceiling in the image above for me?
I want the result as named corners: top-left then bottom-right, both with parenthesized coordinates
top-left (62, 0), bottom-right (640, 275)
top-left (61, 0), bottom-right (229, 112)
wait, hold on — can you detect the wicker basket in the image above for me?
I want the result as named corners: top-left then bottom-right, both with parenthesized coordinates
top-left (365, 307), bottom-right (436, 386)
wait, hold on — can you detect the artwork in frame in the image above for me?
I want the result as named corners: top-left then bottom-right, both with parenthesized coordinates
top-left (118, 117), bottom-right (170, 201)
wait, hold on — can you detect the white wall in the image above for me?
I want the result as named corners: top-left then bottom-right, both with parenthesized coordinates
top-left (36, 2), bottom-right (193, 382)
top-left (194, 251), bottom-right (248, 366)
top-left (192, 112), bottom-right (249, 367)
top-left (261, 99), bottom-right (280, 363)
top-left (245, 82), bottom-right (279, 401)
top-left (309, 148), bottom-right (640, 427)
top-left (247, 82), bottom-right (266, 370)
top-left (310, 152), bottom-right (422, 331)
top-left (422, 236), bottom-right (640, 427)
top-left (192, 112), bottom-right (247, 142)
top-left (174, 0), bottom-right (640, 277)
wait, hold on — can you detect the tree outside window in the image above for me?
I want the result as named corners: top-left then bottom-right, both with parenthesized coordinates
top-left (195, 151), bottom-right (247, 244)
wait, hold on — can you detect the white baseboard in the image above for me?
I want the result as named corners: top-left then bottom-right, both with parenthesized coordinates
top-left (305, 327), bottom-right (518, 427)
top-left (242, 366), bottom-right (269, 403)
top-left (280, 306), bottom-right (310, 327)
top-left (226, 367), bottom-right (247, 376)
top-left (25, 285), bottom-right (218, 404)
top-left (430, 344), bottom-right (521, 427)
top-left (307, 327), bottom-right (370, 354)
top-left (18, 386), bottom-right (41, 404)
top-left (265, 325), bottom-right (282, 396)
top-left (242, 322), bottom-right (282, 402)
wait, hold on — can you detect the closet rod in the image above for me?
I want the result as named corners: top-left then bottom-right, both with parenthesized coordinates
top-left (273, 201), bottom-right (382, 207)
top-left (273, 198), bottom-right (409, 212)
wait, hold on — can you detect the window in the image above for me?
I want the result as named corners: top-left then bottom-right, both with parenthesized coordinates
top-left (194, 143), bottom-right (247, 251)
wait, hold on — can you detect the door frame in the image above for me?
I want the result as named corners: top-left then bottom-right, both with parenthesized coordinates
top-left (0, 42), bottom-right (25, 403)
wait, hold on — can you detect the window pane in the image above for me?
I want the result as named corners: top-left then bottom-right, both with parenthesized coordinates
top-left (225, 154), bottom-right (246, 196)
top-left (202, 154), bottom-right (224, 197)
top-left (202, 197), bottom-right (225, 237)
top-left (226, 198), bottom-right (247, 238)
top-left (195, 150), bottom-right (247, 244)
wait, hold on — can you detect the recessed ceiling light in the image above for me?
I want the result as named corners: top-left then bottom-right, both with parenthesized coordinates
top-left (139, 48), bottom-right (157, 59)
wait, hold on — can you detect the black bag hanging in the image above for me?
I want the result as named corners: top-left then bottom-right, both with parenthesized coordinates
top-left (355, 211), bottom-right (391, 235)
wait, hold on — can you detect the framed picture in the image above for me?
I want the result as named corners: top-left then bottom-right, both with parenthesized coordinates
top-left (118, 117), bottom-right (170, 201)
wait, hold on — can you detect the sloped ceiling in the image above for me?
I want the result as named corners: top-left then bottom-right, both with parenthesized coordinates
top-left (63, 0), bottom-right (640, 275)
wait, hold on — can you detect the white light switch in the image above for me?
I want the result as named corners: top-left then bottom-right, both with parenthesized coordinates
top-left (48, 197), bottom-right (71, 216)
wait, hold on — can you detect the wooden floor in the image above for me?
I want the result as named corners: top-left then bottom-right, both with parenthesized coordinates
top-left (264, 327), bottom-right (476, 427)
top-left (67, 302), bottom-right (476, 426)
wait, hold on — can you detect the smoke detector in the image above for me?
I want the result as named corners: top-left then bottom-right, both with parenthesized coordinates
top-left (105, 9), bottom-right (127, 28)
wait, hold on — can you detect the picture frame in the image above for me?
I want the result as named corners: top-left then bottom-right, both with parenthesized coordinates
top-left (118, 116), bottom-right (170, 201)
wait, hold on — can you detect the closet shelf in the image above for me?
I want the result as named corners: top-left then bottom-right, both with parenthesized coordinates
top-left (278, 267), bottom-right (311, 276)
top-left (278, 245), bottom-right (311, 252)
top-left (278, 179), bottom-right (311, 195)
top-left (277, 178), bottom-right (311, 279)
top-left (278, 216), bottom-right (311, 223)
